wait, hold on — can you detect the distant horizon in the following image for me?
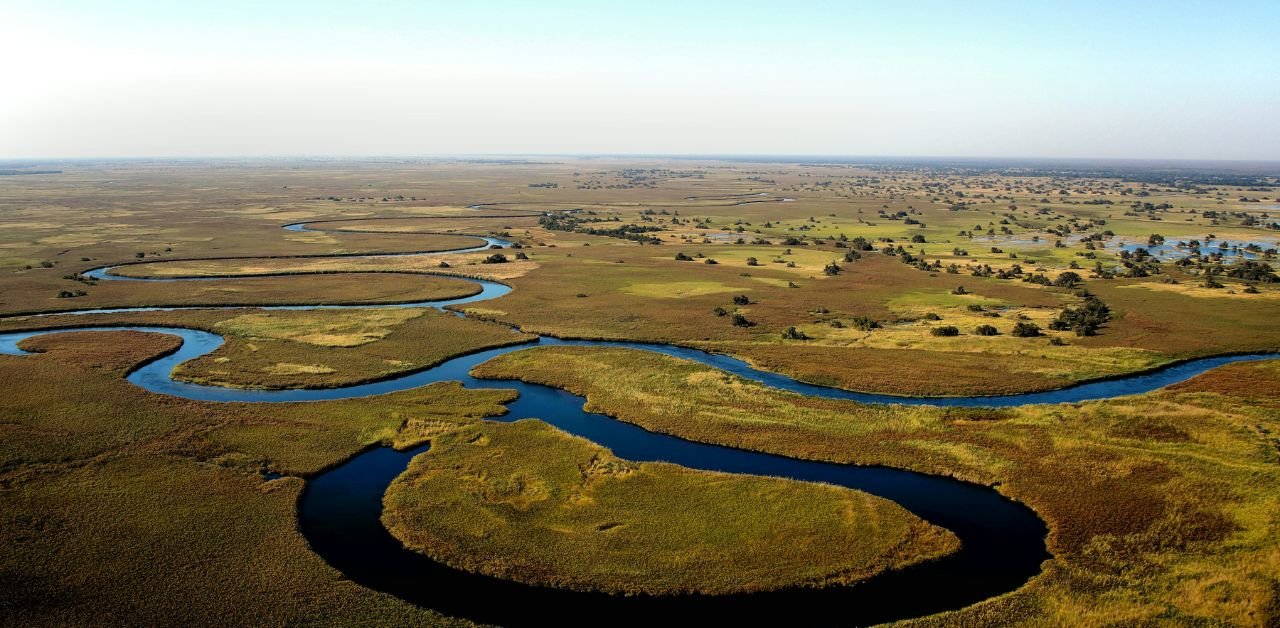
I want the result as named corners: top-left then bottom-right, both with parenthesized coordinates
top-left (5, 154), bottom-right (1280, 170)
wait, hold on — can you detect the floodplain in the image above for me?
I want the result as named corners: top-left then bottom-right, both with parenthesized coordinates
top-left (1, 158), bottom-right (1278, 626)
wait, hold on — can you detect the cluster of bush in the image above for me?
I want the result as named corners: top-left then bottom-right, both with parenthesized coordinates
top-left (539, 215), bottom-right (663, 244)
top-left (1049, 294), bottom-right (1111, 336)
top-left (931, 321), bottom-right (1041, 337)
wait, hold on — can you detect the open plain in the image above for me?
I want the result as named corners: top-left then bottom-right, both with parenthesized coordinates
top-left (1, 157), bottom-right (1278, 626)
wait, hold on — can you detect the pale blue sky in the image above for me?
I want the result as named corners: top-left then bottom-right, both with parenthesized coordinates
top-left (3, 1), bottom-right (1277, 159)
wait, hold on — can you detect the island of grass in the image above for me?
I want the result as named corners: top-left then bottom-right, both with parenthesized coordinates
top-left (472, 345), bottom-right (1280, 624)
top-left (382, 420), bottom-right (959, 596)
top-left (0, 307), bottom-right (536, 390)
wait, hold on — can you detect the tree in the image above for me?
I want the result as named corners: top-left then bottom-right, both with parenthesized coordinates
top-left (745, 257), bottom-right (759, 266)
top-left (1053, 271), bottom-right (1082, 288)
top-left (1050, 295), bottom-right (1111, 336)
top-left (951, 285), bottom-right (968, 295)
top-left (1011, 322), bottom-right (1042, 337)
top-left (975, 324), bottom-right (999, 336)
top-left (675, 252), bottom-right (693, 261)
top-left (823, 262), bottom-right (842, 276)
top-left (930, 325), bottom-right (960, 337)
top-left (732, 294), bottom-right (750, 306)
top-left (481, 253), bottom-right (509, 264)
top-left (1225, 260), bottom-right (1278, 283)
top-left (730, 313), bottom-right (755, 327)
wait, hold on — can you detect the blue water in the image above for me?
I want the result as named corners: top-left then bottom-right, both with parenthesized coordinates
top-left (3, 212), bottom-right (1272, 626)
top-left (1118, 237), bottom-right (1279, 262)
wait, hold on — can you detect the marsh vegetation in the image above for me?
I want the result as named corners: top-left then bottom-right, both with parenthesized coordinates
top-left (1, 158), bottom-right (1278, 626)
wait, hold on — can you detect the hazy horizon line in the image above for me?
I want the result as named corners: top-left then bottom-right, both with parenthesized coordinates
top-left (5, 153), bottom-right (1280, 166)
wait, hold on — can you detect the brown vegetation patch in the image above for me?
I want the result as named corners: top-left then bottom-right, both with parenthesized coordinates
top-left (1166, 359), bottom-right (1280, 404)
top-left (17, 330), bottom-right (182, 374)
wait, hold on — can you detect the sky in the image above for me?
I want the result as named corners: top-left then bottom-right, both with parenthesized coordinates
top-left (2, 0), bottom-right (1278, 160)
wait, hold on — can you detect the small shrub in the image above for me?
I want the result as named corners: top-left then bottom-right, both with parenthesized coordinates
top-left (931, 326), bottom-right (960, 337)
top-left (781, 326), bottom-right (809, 340)
top-left (732, 294), bottom-right (750, 306)
top-left (730, 313), bottom-right (755, 328)
top-left (951, 285), bottom-right (967, 295)
top-left (481, 253), bottom-right (509, 264)
top-left (850, 316), bottom-right (880, 331)
top-left (924, 312), bottom-right (942, 321)
top-left (974, 324), bottom-right (999, 336)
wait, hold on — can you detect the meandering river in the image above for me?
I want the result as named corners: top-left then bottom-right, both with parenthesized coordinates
top-left (1, 213), bottom-right (1272, 626)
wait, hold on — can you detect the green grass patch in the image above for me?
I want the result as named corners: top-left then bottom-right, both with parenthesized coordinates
top-left (472, 344), bottom-right (1280, 626)
top-left (383, 420), bottom-right (957, 595)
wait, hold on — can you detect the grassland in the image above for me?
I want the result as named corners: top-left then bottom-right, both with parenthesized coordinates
top-left (111, 250), bottom-right (539, 282)
top-left (468, 245), bottom-right (1280, 395)
top-left (383, 419), bottom-right (958, 596)
top-left (179, 308), bottom-right (534, 389)
top-left (0, 307), bottom-right (536, 390)
top-left (472, 345), bottom-right (1280, 625)
top-left (0, 330), bottom-right (513, 625)
top-left (4, 159), bottom-right (1276, 395)
top-left (0, 271), bottom-right (482, 317)
top-left (1, 158), bottom-right (1278, 626)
